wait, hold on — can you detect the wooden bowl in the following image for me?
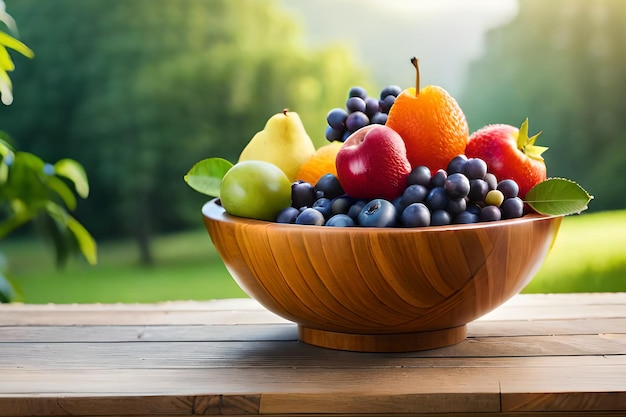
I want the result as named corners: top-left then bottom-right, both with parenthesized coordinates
top-left (202, 199), bottom-right (562, 352)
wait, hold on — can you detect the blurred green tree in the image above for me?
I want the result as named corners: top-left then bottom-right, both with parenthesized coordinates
top-left (460, 0), bottom-right (625, 211)
top-left (1, 0), bottom-right (371, 264)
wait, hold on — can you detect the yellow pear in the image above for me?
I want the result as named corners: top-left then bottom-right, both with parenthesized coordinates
top-left (238, 109), bottom-right (316, 182)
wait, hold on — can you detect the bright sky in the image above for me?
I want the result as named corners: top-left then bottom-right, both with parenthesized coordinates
top-left (281, 0), bottom-right (520, 95)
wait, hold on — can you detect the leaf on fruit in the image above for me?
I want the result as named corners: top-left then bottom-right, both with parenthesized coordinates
top-left (524, 178), bottom-right (593, 216)
top-left (184, 157), bottom-right (233, 197)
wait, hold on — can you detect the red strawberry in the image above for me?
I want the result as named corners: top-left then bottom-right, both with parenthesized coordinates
top-left (465, 119), bottom-right (547, 199)
top-left (335, 125), bottom-right (411, 201)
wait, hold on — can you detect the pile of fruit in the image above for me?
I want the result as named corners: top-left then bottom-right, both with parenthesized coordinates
top-left (186, 58), bottom-right (592, 227)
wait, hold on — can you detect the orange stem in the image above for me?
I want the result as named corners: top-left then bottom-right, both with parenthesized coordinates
top-left (411, 57), bottom-right (420, 96)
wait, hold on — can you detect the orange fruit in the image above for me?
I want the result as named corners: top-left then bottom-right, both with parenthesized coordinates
top-left (296, 141), bottom-right (343, 185)
top-left (386, 57), bottom-right (468, 172)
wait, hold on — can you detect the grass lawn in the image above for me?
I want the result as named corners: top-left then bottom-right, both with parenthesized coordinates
top-left (2, 210), bottom-right (625, 304)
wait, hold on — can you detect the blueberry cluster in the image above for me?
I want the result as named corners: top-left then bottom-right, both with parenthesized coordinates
top-left (276, 155), bottom-right (525, 228)
top-left (325, 85), bottom-right (402, 142)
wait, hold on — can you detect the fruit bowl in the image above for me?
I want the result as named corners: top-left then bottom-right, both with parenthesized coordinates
top-left (202, 199), bottom-right (562, 352)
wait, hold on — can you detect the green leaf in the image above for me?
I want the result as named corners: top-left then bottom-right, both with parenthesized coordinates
top-left (184, 157), bottom-right (233, 197)
top-left (45, 175), bottom-right (77, 210)
top-left (66, 215), bottom-right (98, 265)
top-left (54, 158), bottom-right (89, 198)
top-left (524, 178), bottom-right (593, 216)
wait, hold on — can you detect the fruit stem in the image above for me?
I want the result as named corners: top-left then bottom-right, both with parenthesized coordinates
top-left (411, 57), bottom-right (420, 96)
top-left (283, 108), bottom-right (289, 116)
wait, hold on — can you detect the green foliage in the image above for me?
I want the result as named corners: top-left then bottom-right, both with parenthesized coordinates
top-left (0, 2), bottom-right (96, 302)
top-left (525, 178), bottom-right (593, 215)
top-left (0, 0), bottom-right (371, 262)
top-left (460, 0), bottom-right (626, 211)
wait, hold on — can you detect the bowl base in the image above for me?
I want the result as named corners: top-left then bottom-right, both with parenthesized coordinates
top-left (298, 325), bottom-right (467, 352)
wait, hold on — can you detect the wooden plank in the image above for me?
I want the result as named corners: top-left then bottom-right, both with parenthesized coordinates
top-left (1, 293), bottom-right (624, 326)
top-left (2, 360), bottom-right (626, 415)
top-left (1, 317), bottom-right (624, 343)
top-left (1, 335), bottom-right (624, 370)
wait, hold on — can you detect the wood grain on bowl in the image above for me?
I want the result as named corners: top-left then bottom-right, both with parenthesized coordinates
top-left (202, 199), bottom-right (562, 352)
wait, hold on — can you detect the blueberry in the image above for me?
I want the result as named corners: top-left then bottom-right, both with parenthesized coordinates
top-left (348, 86), bottom-right (368, 100)
top-left (312, 197), bottom-right (333, 219)
top-left (358, 199), bottom-right (397, 227)
top-left (291, 181), bottom-right (317, 209)
top-left (454, 211), bottom-right (479, 224)
top-left (347, 200), bottom-right (367, 220)
top-left (330, 195), bottom-right (352, 215)
top-left (446, 154), bottom-right (468, 174)
top-left (346, 96), bottom-right (366, 113)
top-left (315, 174), bottom-right (344, 200)
top-left (430, 209), bottom-right (452, 226)
top-left (379, 85), bottom-right (402, 99)
top-left (401, 184), bottom-right (429, 207)
top-left (463, 158), bottom-right (488, 180)
top-left (480, 205), bottom-right (502, 222)
top-left (501, 197), bottom-right (524, 219)
top-left (326, 214), bottom-right (355, 227)
top-left (276, 206), bottom-right (299, 224)
top-left (379, 95), bottom-right (396, 113)
top-left (497, 179), bottom-right (520, 199)
top-left (430, 169), bottom-right (447, 188)
top-left (400, 203), bottom-right (430, 227)
top-left (425, 187), bottom-right (448, 211)
top-left (444, 173), bottom-right (470, 199)
top-left (295, 208), bottom-right (325, 226)
top-left (446, 197), bottom-right (467, 217)
top-left (468, 179), bottom-right (489, 202)
top-left (407, 165), bottom-right (431, 187)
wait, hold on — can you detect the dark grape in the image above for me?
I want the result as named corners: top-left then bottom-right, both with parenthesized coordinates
top-left (463, 158), bottom-right (488, 180)
top-left (407, 165), bottom-right (431, 187)
top-left (345, 111), bottom-right (369, 132)
top-left (446, 154), bottom-right (468, 174)
top-left (325, 126), bottom-right (344, 142)
top-left (364, 97), bottom-right (380, 117)
top-left (430, 169), bottom-right (447, 188)
top-left (468, 179), bottom-right (489, 202)
top-left (484, 172), bottom-right (498, 190)
top-left (480, 205), bottom-right (502, 222)
top-left (466, 203), bottom-right (482, 215)
top-left (380, 85), bottom-right (402, 99)
top-left (445, 173), bottom-right (470, 199)
top-left (497, 179), bottom-right (520, 199)
top-left (326, 108), bottom-right (348, 130)
top-left (379, 95), bottom-right (396, 113)
top-left (400, 203), bottom-right (430, 227)
top-left (370, 112), bottom-right (388, 125)
top-left (446, 197), bottom-right (467, 217)
top-left (425, 187), bottom-right (448, 211)
top-left (346, 96), bottom-right (366, 113)
top-left (501, 197), bottom-right (524, 219)
top-left (348, 86), bottom-right (368, 99)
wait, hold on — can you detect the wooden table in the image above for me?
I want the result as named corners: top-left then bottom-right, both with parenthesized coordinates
top-left (1, 293), bottom-right (625, 416)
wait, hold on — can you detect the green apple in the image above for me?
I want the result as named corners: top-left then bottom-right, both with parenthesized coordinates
top-left (220, 160), bottom-right (292, 221)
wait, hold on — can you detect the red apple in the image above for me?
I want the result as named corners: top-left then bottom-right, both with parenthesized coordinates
top-left (335, 125), bottom-right (411, 201)
top-left (465, 118), bottom-right (547, 199)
